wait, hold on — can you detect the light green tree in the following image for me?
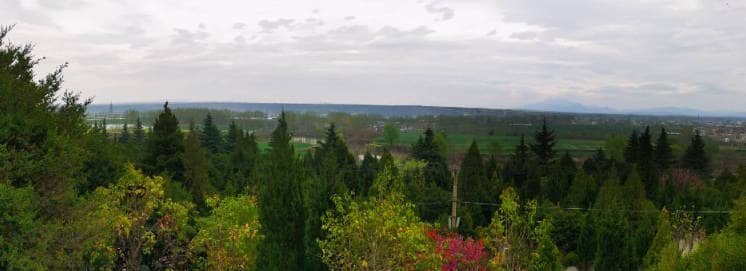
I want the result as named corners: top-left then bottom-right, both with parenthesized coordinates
top-left (190, 195), bottom-right (262, 270)
top-left (319, 193), bottom-right (439, 270)
top-left (382, 123), bottom-right (400, 147)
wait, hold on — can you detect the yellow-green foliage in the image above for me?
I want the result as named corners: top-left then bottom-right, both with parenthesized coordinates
top-left (652, 194), bottom-right (746, 271)
top-left (644, 208), bottom-right (675, 268)
top-left (190, 195), bottom-right (263, 270)
top-left (80, 164), bottom-right (194, 270)
top-left (319, 193), bottom-right (439, 270)
top-left (481, 187), bottom-right (561, 271)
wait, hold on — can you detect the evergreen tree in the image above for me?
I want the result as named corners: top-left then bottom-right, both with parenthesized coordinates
top-left (200, 112), bottom-right (222, 153)
top-left (228, 131), bottom-right (258, 193)
top-left (315, 123), bottom-right (357, 194)
top-left (411, 128), bottom-right (451, 190)
top-left (592, 177), bottom-right (636, 270)
top-left (458, 140), bottom-right (491, 232)
top-left (485, 154), bottom-right (500, 181)
top-left (504, 135), bottom-right (529, 190)
top-left (638, 126), bottom-right (657, 198)
top-left (638, 127), bottom-right (654, 165)
top-left (256, 112), bottom-right (306, 270)
top-left (644, 208), bottom-right (675, 268)
top-left (544, 152), bottom-right (575, 203)
top-left (531, 118), bottom-right (556, 167)
top-left (623, 168), bottom-right (657, 266)
top-left (563, 171), bottom-right (597, 208)
top-left (133, 117), bottom-right (145, 145)
top-left (359, 151), bottom-right (379, 197)
top-left (583, 148), bottom-right (611, 181)
top-left (682, 130), bottom-right (709, 176)
top-left (224, 120), bottom-right (240, 151)
top-left (624, 130), bottom-right (639, 164)
top-left (531, 220), bottom-right (563, 271)
top-left (380, 147), bottom-right (395, 171)
top-left (654, 128), bottom-right (674, 172)
top-left (100, 118), bottom-right (108, 140)
top-left (182, 121), bottom-right (210, 212)
top-left (118, 122), bottom-right (130, 144)
top-left (141, 102), bottom-right (185, 181)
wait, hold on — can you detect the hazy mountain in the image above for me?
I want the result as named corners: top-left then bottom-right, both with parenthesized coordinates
top-left (522, 99), bottom-right (618, 114)
top-left (522, 99), bottom-right (746, 118)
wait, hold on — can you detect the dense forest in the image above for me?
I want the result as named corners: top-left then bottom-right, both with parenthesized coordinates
top-left (2, 25), bottom-right (746, 270)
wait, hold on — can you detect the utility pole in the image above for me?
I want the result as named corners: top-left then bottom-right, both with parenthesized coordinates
top-left (449, 169), bottom-right (459, 230)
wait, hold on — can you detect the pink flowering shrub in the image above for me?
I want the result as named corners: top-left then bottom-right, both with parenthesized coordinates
top-left (426, 228), bottom-right (487, 271)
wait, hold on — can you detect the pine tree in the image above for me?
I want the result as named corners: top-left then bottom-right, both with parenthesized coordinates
top-left (118, 122), bottom-right (130, 144)
top-left (225, 120), bottom-right (240, 151)
top-left (458, 140), bottom-right (491, 232)
top-left (380, 147), bottom-right (395, 171)
top-left (531, 118), bottom-right (556, 167)
top-left (624, 130), bottom-right (639, 164)
top-left (654, 128), bottom-right (674, 172)
top-left (411, 128), bottom-right (451, 190)
top-left (544, 152), bottom-right (575, 203)
top-left (359, 151), bottom-right (379, 197)
top-left (638, 127), bottom-right (654, 165)
top-left (592, 177), bottom-right (636, 270)
top-left (256, 112), bottom-right (306, 270)
top-left (643, 208), bottom-right (675, 268)
top-left (682, 130), bottom-right (709, 176)
top-left (228, 130), bottom-right (258, 192)
top-left (133, 117), bottom-right (145, 145)
top-left (583, 148), bottom-right (610, 181)
top-left (505, 135), bottom-right (529, 190)
top-left (182, 121), bottom-right (210, 212)
top-left (623, 168), bottom-right (657, 265)
top-left (563, 170), bottom-right (597, 208)
top-left (141, 102), bottom-right (185, 182)
top-left (100, 118), bottom-right (108, 140)
top-left (315, 123), bottom-right (357, 194)
top-left (637, 126), bottom-right (657, 198)
top-left (200, 112), bottom-right (221, 153)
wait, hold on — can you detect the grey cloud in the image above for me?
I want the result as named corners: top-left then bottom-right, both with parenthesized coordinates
top-left (233, 22), bottom-right (247, 30)
top-left (171, 28), bottom-right (210, 46)
top-left (36, 0), bottom-right (87, 10)
top-left (258, 18), bottom-right (295, 33)
top-left (344, 16), bottom-right (356, 21)
top-left (425, 1), bottom-right (454, 21)
top-left (509, 31), bottom-right (537, 40)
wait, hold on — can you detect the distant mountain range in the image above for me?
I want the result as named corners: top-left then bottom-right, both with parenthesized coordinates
top-left (521, 99), bottom-right (745, 118)
top-left (87, 100), bottom-right (746, 119)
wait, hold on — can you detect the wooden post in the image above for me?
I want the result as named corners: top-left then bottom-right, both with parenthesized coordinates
top-left (450, 169), bottom-right (458, 230)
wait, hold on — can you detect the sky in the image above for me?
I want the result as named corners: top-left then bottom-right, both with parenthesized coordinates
top-left (2, 0), bottom-right (745, 111)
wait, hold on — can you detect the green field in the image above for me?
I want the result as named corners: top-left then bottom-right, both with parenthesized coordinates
top-left (375, 132), bottom-right (604, 155)
top-left (257, 141), bottom-right (314, 154)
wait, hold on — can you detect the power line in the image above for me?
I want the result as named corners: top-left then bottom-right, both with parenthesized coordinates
top-left (412, 200), bottom-right (734, 214)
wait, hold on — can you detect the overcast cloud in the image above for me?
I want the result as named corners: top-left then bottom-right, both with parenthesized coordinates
top-left (1, 0), bottom-right (745, 111)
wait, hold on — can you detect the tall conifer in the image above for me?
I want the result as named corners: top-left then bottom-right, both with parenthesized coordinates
top-left (256, 112), bottom-right (306, 270)
top-left (654, 128), bottom-right (674, 171)
top-left (200, 112), bottom-right (221, 153)
top-left (531, 118), bottom-right (556, 167)
top-left (682, 130), bottom-right (709, 176)
top-left (142, 102), bottom-right (185, 181)
top-left (118, 122), bottom-right (130, 144)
